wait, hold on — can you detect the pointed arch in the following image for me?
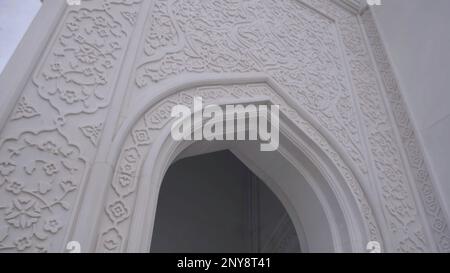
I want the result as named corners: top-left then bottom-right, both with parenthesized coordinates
top-left (94, 73), bottom-right (384, 252)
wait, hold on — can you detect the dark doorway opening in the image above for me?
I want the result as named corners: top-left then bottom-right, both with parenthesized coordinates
top-left (150, 150), bottom-right (300, 253)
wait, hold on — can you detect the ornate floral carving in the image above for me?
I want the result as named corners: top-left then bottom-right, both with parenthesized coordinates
top-left (106, 200), bottom-right (129, 224)
top-left (134, 0), bottom-right (368, 176)
top-left (79, 123), bottom-right (103, 146)
top-left (0, 131), bottom-right (85, 252)
top-left (34, 5), bottom-right (135, 117)
top-left (361, 9), bottom-right (450, 252)
top-left (338, 13), bottom-right (429, 251)
top-left (2, 0), bottom-right (445, 253)
top-left (10, 97), bottom-right (40, 121)
top-left (0, 0), bottom-right (143, 252)
top-left (97, 83), bottom-right (381, 252)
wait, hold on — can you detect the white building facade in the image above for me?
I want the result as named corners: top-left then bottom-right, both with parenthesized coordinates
top-left (0, 0), bottom-right (448, 252)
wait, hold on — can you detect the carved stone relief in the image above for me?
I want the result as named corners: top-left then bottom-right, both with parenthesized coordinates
top-left (361, 9), bottom-right (450, 252)
top-left (133, 0), bottom-right (369, 177)
top-left (0, 130), bottom-right (84, 252)
top-left (0, 0), bottom-right (143, 252)
top-left (96, 82), bottom-right (381, 252)
top-left (338, 13), bottom-right (430, 252)
top-left (125, 0), bottom-right (442, 252)
top-left (0, 0), bottom-right (447, 252)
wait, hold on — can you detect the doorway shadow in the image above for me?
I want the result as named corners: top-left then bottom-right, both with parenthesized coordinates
top-left (150, 150), bottom-right (301, 253)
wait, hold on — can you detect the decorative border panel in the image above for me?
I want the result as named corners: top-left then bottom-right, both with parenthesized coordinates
top-left (0, 0), bottom-right (143, 252)
top-left (361, 9), bottom-right (450, 252)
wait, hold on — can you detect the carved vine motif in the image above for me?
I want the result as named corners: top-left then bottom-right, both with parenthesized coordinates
top-left (361, 10), bottom-right (450, 252)
top-left (79, 123), bottom-right (103, 146)
top-left (10, 97), bottom-right (40, 121)
top-left (33, 1), bottom-right (142, 119)
top-left (96, 83), bottom-right (381, 252)
top-left (0, 131), bottom-right (85, 252)
top-left (338, 15), bottom-right (429, 252)
top-left (134, 0), bottom-right (368, 177)
top-left (0, 0), bottom-right (143, 252)
top-left (1, 0), bottom-right (444, 253)
top-left (128, 0), bottom-right (441, 251)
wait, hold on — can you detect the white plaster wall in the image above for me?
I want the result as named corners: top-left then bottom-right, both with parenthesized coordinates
top-left (0, 0), bottom-right (448, 252)
top-left (371, 0), bottom-right (450, 213)
top-left (0, 0), bottom-right (41, 73)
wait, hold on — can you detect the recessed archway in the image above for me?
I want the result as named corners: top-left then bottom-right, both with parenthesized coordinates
top-left (150, 150), bottom-right (302, 253)
top-left (94, 75), bottom-right (383, 253)
top-left (140, 125), bottom-right (357, 253)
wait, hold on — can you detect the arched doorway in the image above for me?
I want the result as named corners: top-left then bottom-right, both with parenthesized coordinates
top-left (150, 150), bottom-right (301, 253)
top-left (140, 131), bottom-right (359, 253)
top-left (94, 77), bottom-right (383, 253)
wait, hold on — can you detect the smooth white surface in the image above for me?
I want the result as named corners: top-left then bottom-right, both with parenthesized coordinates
top-left (0, 0), bottom-right (41, 74)
top-left (372, 0), bottom-right (450, 212)
top-left (422, 116), bottom-right (450, 211)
